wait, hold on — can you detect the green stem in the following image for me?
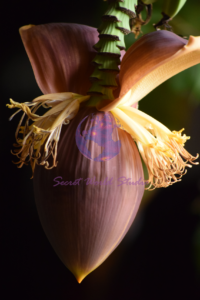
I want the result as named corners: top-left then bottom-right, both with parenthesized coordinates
top-left (86, 0), bottom-right (137, 107)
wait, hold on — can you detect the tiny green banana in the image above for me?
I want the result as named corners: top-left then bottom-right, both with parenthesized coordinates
top-left (162, 0), bottom-right (187, 19)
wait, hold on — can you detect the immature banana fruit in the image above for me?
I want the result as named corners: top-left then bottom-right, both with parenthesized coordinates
top-left (154, 0), bottom-right (187, 30)
top-left (162, 0), bottom-right (187, 19)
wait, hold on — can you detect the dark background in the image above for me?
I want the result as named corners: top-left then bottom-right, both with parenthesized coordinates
top-left (1, 0), bottom-right (200, 299)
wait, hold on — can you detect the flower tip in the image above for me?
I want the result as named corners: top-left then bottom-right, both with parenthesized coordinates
top-left (76, 277), bottom-right (84, 284)
top-left (73, 272), bottom-right (87, 284)
top-left (186, 35), bottom-right (200, 48)
top-left (19, 24), bottom-right (35, 33)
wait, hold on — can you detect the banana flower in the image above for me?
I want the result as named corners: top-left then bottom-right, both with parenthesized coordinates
top-left (7, 23), bottom-right (200, 282)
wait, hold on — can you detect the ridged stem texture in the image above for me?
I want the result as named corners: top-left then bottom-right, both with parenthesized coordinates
top-left (87, 0), bottom-right (137, 106)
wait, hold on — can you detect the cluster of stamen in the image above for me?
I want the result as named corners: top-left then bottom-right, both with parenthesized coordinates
top-left (137, 129), bottom-right (199, 190)
top-left (7, 94), bottom-right (89, 177)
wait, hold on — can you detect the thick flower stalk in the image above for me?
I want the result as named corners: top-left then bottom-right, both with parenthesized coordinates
top-left (7, 0), bottom-right (200, 282)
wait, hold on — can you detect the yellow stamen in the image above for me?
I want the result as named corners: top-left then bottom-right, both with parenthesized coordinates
top-left (111, 106), bottom-right (199, 189)
top-left (7, 93), bottom-right (90, 177)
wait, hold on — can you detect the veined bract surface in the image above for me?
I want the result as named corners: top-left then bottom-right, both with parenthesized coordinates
top-left (33, 107), bottom-right (144, 283)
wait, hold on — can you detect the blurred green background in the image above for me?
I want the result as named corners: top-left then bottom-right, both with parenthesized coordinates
top-left (1, 0), bottom-right (200, 299)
